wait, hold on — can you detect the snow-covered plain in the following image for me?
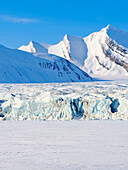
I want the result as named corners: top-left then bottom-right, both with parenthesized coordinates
top-left (0, 81), bottom-right (128, 120)
top-left (0, 120), bottom-right (128, 169)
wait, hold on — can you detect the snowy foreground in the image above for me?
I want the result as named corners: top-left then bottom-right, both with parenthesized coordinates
top-left (0, 120), bottom-right (128, 169)
top-left (0, 81), bottom-right (128, 120)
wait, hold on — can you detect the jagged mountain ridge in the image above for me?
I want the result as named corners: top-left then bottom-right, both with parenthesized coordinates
top-left (19, 25), bottom-right (128, 79)
top-left (0, 44), bottom-right (92, 83)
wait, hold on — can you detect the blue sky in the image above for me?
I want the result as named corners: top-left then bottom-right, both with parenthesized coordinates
top-left (0, 0), bottom-right (128, 48)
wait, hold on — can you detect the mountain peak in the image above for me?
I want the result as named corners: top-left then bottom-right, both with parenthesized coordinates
top-left (95, 25), bottom-right (128, 49)
top-left (104, 24), bottom-right (128, 34)
top-left (106, 24), bottom-right (115, 30)
top-left (19, 41), bottom-right (50, 53)
top-left (29, 40), bottom-right (35, 45)
top-left (100, 24), bottom-right (117, 34)
top-left (105, 24), bottom-right (124, 33)
top-left (105, 25), bottom-right (128, 48)
top-left (63, 34), bottom-right (71, 41)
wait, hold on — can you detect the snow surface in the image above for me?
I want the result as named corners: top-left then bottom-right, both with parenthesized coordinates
top-left (19, 41), bottom-right (51, 53)
top-left (19, 25), bottom-right (128, 80)
top-left (0, 44), bottom-right (91, 83)
top-left (107, 25), bottom-right (128, 48)
top-left (49, 34), bottom-right (88, 67)
top-left (0, 81), bottom-right (128, 121)
top-left (0, 120), bottom-right (128, 170)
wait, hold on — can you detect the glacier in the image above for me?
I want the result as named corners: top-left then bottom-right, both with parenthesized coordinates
top-left (0, 81), bottom-right (128, 121)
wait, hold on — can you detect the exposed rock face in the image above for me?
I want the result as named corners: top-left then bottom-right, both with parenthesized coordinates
top-left (104, 38), bottom-right (128, 72)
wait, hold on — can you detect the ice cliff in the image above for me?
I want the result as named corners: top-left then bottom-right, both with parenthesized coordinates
top-left (0, 82), bottom-right (127, 120)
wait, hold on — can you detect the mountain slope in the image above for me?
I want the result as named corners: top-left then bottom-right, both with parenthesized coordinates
top-left (19, 35), bottom-right (88, 68)
top-left (83, 25), bottom-right (128, 78)
top-left (0, 44), bottom-right (92, 83)
top-left (48, 34), bottom-right (88, 67)
top-left (19, 41), bottom-right (51, 53)
top-left (19, 25), bottom-right (128, 80)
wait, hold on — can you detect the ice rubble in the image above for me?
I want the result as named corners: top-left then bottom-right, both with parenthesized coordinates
top-left (0, 81), bottom-right (128, 120)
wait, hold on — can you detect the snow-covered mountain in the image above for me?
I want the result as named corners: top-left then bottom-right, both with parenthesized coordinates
top-left (19, 35), bottom-right (88, 68)
top-left (19, 41), bottom-right (51, 53)
top-left (83, 25), bottom-right (128, 79)
top-left (0, 44), bottom-right (92, 83)
top-left (19, 25), bottom-right (128, 80)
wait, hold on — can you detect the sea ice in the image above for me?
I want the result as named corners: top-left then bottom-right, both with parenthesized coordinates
top-left (0, 121), bottom-right (128, 169)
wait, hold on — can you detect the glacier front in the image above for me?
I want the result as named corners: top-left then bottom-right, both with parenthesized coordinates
top-left (0, 81), bottom-right (128, 120)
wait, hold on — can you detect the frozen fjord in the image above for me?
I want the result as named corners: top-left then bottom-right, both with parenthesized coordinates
top-left (0, 81), bottom-right (128, 120)
top-left (0, 120), bottom-right (128, 169)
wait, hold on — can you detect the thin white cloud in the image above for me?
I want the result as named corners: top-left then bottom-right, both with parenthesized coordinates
top-left (0, 15), bottom-right (39, 23)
